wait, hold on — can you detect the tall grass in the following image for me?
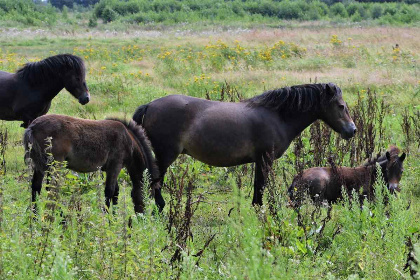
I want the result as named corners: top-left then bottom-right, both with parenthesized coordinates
top-left (0, 26), bottom-right (419, 278)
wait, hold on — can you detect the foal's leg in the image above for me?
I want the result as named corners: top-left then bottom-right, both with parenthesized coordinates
top-left (104, 164), bottom-right (122, 212)
top-left (112, 182), bottom-right (120, 206)
top-left (127, 165), bottom-right (145, 214)
top-left (31, 169), bottom-right (45, 214)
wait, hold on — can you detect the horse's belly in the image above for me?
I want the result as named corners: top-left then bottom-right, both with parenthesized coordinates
top-left (66, 160), bottom-right (105, 173)
top-left (0, 105), bottom-right (17, 120)
top-left (185, 145), bottom-right (254, 167)
top-left (65, 153), bottom-right (108, 173)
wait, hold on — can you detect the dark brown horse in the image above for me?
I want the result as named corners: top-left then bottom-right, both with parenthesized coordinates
top-left (288, 148), bottom-right (406, 206)
top-left (0, 54), bottom-right (90, 128)
top-left (23, 114), bottom-right (160, 213)
top-left (133, 83), bottom-right (356, 211)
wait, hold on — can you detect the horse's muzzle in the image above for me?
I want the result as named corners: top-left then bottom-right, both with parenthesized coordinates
top-left (79, 92), bottom-right (90, 105)
top-left (388, 183), bottom-right (400, 193)
top-left (341, 122), bottom-right (357, 140)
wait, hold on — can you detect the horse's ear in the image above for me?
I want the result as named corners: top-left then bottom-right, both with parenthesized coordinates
top-left (325, 83), bottom-right (335, 96)
top-left (386, 151), bottom-right (391, 161)
top-left (400, 152), bottom-right (406, 162)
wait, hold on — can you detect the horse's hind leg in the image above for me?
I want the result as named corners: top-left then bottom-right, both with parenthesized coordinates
top-left (31, 169), bottom-right (45, 214)
top-left (127, 165), bottom-right (145, 214)
top-left (153, 150), bottom-right (181, 212)
top-left (104, 164), bottom-right (122, 213)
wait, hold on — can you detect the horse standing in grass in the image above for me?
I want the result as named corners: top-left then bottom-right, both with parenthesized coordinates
top-left (0, 54), bottom-right (90, 128)
top-left (133, 83), bottom-right (357, 211)
top-left (288, 148), bottom-right (406, 206)
top-left (24, 114), bottom-right (160, 214)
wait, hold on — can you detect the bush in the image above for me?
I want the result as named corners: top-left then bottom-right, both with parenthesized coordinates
top-left (88, 13), bottom-right (97, 27)
top-left (371, 3), bottom-right (383, 19)
top-left (277, 0), bottom-right (303, 20)
top-left (330, 3), bottom-right (348, 18)
top-left (101, 6), bottom-right (117, 22)
top-left (346, 3), bottom-right (359, 16)
top-left (351, 10), bottom-right (362, 22)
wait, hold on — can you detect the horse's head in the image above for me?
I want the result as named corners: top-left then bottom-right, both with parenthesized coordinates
top-left (385, 151), bottom-right (406, 193)
top-left (62, 56), bottom-right (90, 105)
top-left (320, 83), bottom-right (356, 140)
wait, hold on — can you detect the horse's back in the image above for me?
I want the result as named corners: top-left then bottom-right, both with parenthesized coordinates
top-left (142, 95), bottom-right (269, 166)
top-left (290, 167), bottom-right (333, 202)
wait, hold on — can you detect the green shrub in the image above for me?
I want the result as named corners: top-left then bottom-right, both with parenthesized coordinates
top-left (88, 13), bottom-right (97, 27)
top-left (277, 0), bottom-right (303, 20)
top-left (101, 6), bottom-right (117, 22)
top-left (351, 10), bottom-right (362, 22)
top-left (330, 3), bottom-right (349, 18)
top-left (371, 3), bottom-right (383, 19)
top-left (346, 3), bottom-right (359, 16)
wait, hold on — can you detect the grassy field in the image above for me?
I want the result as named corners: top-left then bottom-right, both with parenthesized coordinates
top-left (0, 25), bottom-right (419, 279)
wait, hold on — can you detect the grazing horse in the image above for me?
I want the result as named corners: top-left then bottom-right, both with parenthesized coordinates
top-left (23, 114), bottom-right (160, 214)
top-left (288, 149), bottom-right (406, 206)
top-left (0, 54), bottom-right (90, 128)
top-left (133, 83), bottom-right (356, 211)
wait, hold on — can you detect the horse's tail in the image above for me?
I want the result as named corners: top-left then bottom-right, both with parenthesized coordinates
top-left (124, 120), bottom-right (160, 183)
top-left (133, 104), bottom-right (149, 125)
top-left (23, 127), bottom-right (46, 171)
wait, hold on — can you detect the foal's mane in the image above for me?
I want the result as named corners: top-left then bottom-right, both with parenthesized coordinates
top-left (363, 145), bottom-right (401, 166)
top-left (245, 83), bottom-right (341, 114)
top-left (106, 118), bottom-right (160, 181)
top-left (16, 54), bottom-right (85, 86)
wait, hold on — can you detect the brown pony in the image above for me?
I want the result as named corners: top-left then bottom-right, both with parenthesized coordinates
top-left (23, 114), bottom-right (160, 213)
top-left (288, 147), bottom-right (406, 206)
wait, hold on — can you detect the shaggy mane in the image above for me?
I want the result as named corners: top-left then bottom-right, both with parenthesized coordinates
top-left (16, 54), bottom-right (85, 86)
top-left (245, 83), bottom-right (341, 114)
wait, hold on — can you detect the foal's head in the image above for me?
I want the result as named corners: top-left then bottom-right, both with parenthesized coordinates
top-left (384, 151), bottom-right (406, 192)
top-left (319, 83), bottom-right (356, 140)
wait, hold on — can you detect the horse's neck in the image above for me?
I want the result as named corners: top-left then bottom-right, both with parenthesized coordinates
top-left (283, 111), bottom-right (318, 141)
top-left (22, 74), bottom-right (64, 101)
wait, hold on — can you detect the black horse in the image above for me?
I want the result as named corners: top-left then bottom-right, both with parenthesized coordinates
top-left (0, 54), bottom-right (90, 128)
top-left (133, 83), bottom-right (357, 211)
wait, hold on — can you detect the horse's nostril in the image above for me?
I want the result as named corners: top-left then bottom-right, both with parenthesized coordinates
top-left (353, 129), bottom-right (357, 134)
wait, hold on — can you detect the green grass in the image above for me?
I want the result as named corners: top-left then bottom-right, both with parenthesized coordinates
top-left (0, 25), bottom-right (419, 279)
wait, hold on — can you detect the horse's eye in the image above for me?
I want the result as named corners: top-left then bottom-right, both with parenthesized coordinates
top-left (338, 104), bottom-right (345, 110)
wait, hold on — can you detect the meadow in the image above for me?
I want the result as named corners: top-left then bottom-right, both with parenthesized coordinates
top-left (0, 25), bottom-right (419, 279)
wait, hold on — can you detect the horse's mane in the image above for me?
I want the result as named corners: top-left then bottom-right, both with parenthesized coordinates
top-left (106, 118), bottom-right (160, 181)
top-left (245, 83), bottom-right (341, 114)
top-left (16, 54), bottom-right (85, 86)
top-left (363, 145), bottom-right (401, 166)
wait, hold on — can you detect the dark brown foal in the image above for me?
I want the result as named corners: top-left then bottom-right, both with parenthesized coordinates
top-left (24, 114), bottom-right (160, 214)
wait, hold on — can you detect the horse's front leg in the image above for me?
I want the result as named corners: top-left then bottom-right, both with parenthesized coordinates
top-left (252, 161), bottom-right (265, 206)
top-left (252, 156), bottom-right (273, 206)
